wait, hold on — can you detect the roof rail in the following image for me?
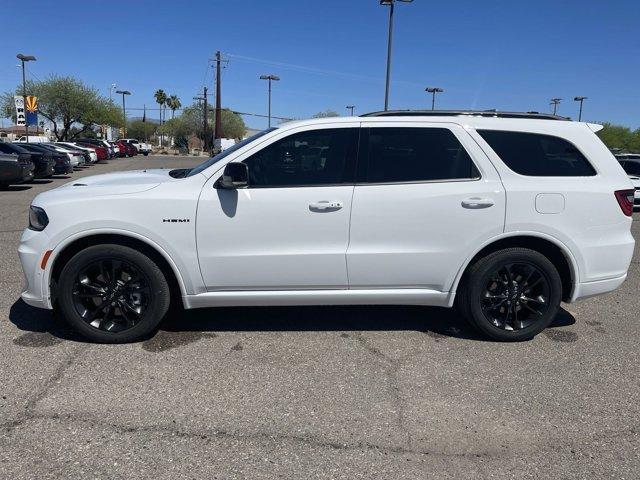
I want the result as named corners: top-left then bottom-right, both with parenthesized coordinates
top-left (360, 109), bottom-right (571, 121)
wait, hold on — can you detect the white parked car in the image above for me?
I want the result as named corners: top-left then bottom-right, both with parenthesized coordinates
top-left (19, 111), bottom-right (635, 343)
top-left (57, 142), bottom-right (98, 163)
top-left (615, 154), bottom-right (640, 209)
top-left (15, 135), bottom-right (50, 143)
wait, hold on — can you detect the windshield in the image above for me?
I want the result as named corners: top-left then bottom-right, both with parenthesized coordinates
top-left (186, 128), bottom-right (276, 177)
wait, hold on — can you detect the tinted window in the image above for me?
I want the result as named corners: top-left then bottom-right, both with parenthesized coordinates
top-left (621, 160), bottom-right (640, 176)
top-left (364, 127), bottom-right (479, 183)
top-left (244, 128), bottom-right (357, 187)
top-left (0, 143), bottom-right (26, 154)
top-left (478, 130), bottom-right (596, 176)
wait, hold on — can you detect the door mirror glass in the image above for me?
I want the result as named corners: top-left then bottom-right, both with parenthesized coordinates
top-left (216, 162), bottom-right (249, 189)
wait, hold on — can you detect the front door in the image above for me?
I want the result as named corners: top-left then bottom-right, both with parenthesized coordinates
top-left (196, 124), bottom-right (359, 291)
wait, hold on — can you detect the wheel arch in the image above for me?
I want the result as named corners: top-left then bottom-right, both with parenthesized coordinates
top-left (451, 233), bottom-right (578, 304)
top-left (47, 231), bottom-right (187, 309)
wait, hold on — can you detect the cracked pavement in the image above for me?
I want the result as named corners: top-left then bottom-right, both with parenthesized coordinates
top-left (1, 156), bottom-right (639, 479)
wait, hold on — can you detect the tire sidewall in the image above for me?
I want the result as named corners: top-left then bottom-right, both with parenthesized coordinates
top-left (57, 244), bottom-right (170, 343)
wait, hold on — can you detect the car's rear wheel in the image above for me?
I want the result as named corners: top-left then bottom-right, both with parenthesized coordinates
top-left (457, 248), bottom-right (562, 341)
top-left (57, 244), bottom-right (170, 343)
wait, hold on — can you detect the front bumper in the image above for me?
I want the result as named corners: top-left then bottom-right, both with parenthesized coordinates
top-left (18, 228), bottom-right (52, 309)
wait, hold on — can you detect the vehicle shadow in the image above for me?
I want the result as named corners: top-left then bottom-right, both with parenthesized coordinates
top-left (52, 175), bottom-right (71, 179)
top-left (29, 179), bottom-right (53, 185)
top-left (0, 185), bottom-right (32, 192)
top-left (6, 296), bottom-right (576, 344)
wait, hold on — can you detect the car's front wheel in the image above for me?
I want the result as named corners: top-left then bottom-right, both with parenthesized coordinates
top-left (57, 244), bottom-right (170, 343)
top-left (457, 247), bottom-right (562, 341)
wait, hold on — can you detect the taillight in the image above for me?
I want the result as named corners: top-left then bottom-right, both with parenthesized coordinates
top-left (614, 189), bottom-right (634, 216)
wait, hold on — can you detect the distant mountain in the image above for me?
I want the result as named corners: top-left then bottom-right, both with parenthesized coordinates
top-left (129, 117), bottom-right (161, 124)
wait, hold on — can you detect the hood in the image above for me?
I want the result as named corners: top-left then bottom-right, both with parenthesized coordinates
top-left (33, 169), bottom-right (176, 205)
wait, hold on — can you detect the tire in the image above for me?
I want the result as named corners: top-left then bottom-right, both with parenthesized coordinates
top-left (457, 248), bottom-right (562, 341)
top-left (56, 244), bottom-right (170, 343)
top-left (143, 152), bottom-right (149, 156)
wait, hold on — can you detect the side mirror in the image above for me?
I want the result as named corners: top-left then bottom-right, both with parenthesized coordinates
top-left (216, 163), bottom-right (249, 189)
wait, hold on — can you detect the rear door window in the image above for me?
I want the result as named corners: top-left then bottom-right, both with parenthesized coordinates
top-left (478, 130), bottom-right (596, 176)
top-left (362, 127), bottom-right (479, 183)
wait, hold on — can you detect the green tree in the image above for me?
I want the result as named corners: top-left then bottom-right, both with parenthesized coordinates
top-left (313, 109), bottom-right (339, 118)
top-left (1, 76), bottom-right (122, 140)
top-left (127, 120), bottom-right (157, 141)
top-left (166, 95), bottom-right (182, 119)
top-left (597, 122), bottom-right (635, 151)
top-left (180, 103), bottom-right (247, 140)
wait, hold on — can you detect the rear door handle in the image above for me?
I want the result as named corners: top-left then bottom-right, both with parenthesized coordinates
top-left (461, 197), bottom-right (495, 209)
top-left (309, 200), bottom-right (343, 212)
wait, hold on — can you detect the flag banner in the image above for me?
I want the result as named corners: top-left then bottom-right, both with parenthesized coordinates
top-left (14, 96), bottom-right (26, 126)
top-left (25, 96), bottom-right (38, 126)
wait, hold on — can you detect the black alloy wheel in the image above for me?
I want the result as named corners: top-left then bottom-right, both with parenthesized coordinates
top-left (57, 244), bottom-right (170, 343)
top-left (71, 258), bottom-right (150, 333)
top-left (480, 262), bottom-right (551, 331)
top-left (458, 247), bottom-right (562, 341)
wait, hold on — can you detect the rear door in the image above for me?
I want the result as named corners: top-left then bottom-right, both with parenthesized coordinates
top-left (346, 122), bottom-right (505, 292)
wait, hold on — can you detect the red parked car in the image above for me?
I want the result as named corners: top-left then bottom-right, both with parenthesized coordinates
top-left (76, 142), bottom-right (108, 161)
top-left (116, 140), bottom-right (137, 157)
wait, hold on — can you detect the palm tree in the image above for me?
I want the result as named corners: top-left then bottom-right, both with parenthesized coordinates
top-left (154, 89), bottom-right (167, 146)
top-left (167, 95), bottom-right (182, 119)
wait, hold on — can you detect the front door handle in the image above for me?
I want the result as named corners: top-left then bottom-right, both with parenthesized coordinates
top-left (309, 200), bottom-right (343, 212)
top-left (461, 197), bottom-right (495, 209)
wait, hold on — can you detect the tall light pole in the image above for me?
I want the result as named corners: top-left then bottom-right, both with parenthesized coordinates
top-left (115, 90), bottom-right (131, 137)
top-left (346, 105), bottom-right (355, 116)
top-left (109, 83), bottom-right (117, 101)
top-left (426, 87), bottom-right (443, 110)
top-left (380, 0), bottom-right (413, 111)
top-left (16, 53), bottom-right (36, 143)
top-left (260, 74), bottom-right (280, 128)
top-left (574, 96), bottom-right (587, 121)
top-left (550, 98), bottom-right (562, 115)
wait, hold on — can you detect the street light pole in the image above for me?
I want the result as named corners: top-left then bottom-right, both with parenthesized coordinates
top-left (260, 74), bottom-right (280, 128)
top-left (115, 90), bottom-right (131, 137)
top-left (16, 53), bottom-right (36, 143)
top-left (346, 105), bottom-right (355, 116)
top-left (426, 87), bottom-right (444, 110)
top-left (380, 0), bottom-right (413, 111)
top-left (574, 96), bottom-right (587, 121)
top-left (550, 98), bottom-right (562, 115)
top-left (109, 83), bottom-right (117, 101)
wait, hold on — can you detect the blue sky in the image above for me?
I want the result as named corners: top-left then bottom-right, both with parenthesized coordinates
top-left (2, 0), bottom-right (639, 130)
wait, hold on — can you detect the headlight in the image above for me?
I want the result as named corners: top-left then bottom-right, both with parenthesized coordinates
top-left (29, 206), bottom-right (49, 231)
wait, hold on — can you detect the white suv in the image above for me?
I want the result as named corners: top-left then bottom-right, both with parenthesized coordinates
top-left (19, 111), bottom-right (635, 343)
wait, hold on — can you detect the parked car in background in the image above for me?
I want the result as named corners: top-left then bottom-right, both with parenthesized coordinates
top-left (39, 144), bottom-right (85, 168)
top-left (116, 140), bottom-right (137, 157)
top-left (112, 141), bottom-right (126, 157)
top-left (57, 142), bottom-right (98, 163)
top-left (121, 138), bottom-right (151, 156)
top-left (17, 144), bottom-right (66, 176)
top-left (615, 154), bottom-right (640, 209)
top-left (1, 142), bottom-right (56, 178)
top-left (0, 152), bottom-right (34, 188)
top-left (75, 142), bottom-right (108, 161)
top-left (14, 136), bottom-right (50, 143)
top-left (19, 111), bottom-right (635, 343)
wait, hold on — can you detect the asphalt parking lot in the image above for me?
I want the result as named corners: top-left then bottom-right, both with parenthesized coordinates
top-left (0, 155), bottom-right (638, 479)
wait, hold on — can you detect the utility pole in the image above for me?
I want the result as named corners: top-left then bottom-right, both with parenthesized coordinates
top-left (214, 50), bottom-right (222, 150)
top-left (574, 96), bottom-right (587, 121)
top-left (203, 86), bottom-right (209, 151)
top-left (260, 74), bottom-right (280, 127)
top-left (550, 98), bottom-right (562, 115)
top-left (380, 0), bottom-right (413, 111)
top-left (426, 87), bottom-right (444, 110)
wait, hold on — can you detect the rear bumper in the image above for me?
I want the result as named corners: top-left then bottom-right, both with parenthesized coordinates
top-left (571, 274), bottom-right (628, 302)
top-left (34, 160), bottom-right (55, 178)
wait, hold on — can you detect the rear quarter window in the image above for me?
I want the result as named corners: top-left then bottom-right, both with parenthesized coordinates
top-left (478, 130), bottom-right (596, 177)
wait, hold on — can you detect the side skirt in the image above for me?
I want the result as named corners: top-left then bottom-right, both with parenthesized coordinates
top-left (182, 288), bottom-right (452, 309)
